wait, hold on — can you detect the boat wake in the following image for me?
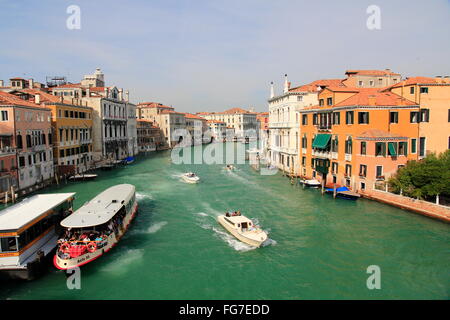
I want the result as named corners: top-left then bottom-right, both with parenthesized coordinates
top-left (147, 221), bottom-right (168, 234)
top-left (194, 212), bottom-right (209, 217)
top-left (100, 248), bottom-right (144, 274)
top-left (136, 192), bottom-right (153, 200)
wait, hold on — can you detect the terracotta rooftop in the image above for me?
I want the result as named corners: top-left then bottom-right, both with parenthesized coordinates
top-left (345, 69), bottom-right (400, 76)
top-left (183, 113), bottom-right (206, 120)
top-left (137, 102), bottom-right (174, 109)
top-left (334, 89), bottom-right (417, 107)
top-left (52, 83), bottom-right (82, 89)
top-left (288, 79), bottom-right (346, 93)
top-left (0, 91), bottom-right (46, 108)
top-left (18, 88), bottom-right (72, 104)
top-left (387, 76), bottom-right (443, 89)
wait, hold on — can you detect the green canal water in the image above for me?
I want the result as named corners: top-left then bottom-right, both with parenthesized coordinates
top-left (1, 143), bottom-right (449, 299)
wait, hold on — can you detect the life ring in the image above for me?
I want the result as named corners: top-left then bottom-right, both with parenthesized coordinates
top-left (87, 242), bottom-right (97, 253)
top-left (60, 242), bottom-right (70, 253)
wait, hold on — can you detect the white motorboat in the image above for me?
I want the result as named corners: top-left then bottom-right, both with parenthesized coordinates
top-left (302, 179), bottom-right (321, 188)
top-left (68, 174), bottom-right (98, 181)
top-left (217, 212), bottom-right (268, 248)
top-left (181, 172), bottom-right (200, 184)
top-left (53, 184), bottom-right (138, 270)
top-left (225, 164), bottom-right (235, 171)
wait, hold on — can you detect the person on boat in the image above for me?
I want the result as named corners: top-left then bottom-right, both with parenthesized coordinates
top-left (237, 210), bottom-right (241, 216)
top-left (225, 212), bottom-right (230, 217)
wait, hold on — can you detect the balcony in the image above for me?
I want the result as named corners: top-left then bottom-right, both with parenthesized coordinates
top-left (0, 146), bottom-right (15, 155)
top-left (331, 152), bottom-right (338, 160)
top-left (268, 122), bottom-right (292, 129)
top-left (345, 153), bottom-right (352, 161)
top-left (312, 149), bottom-right (331, 159)
top-left (317, 124), bottom-right (332, 132)
top-left (32, 145), bottom-right (47, 152)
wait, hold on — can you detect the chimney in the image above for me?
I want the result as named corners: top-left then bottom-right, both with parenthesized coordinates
top-left (0, 80), bottom-right (3, 87)
top-left (104, 87), bottom-right (109, 98)
top-left (125, 90), bottom-right (129, 102)
top-left (270, 82), bottom-right (274, 99)
top-left (34, 94), bottom-right (41, 104)
top-left (59, 96), bottom-right (63, 103)
top-left (86, 88), bottom-right (90, 97)
top-left (119, 88), bottom-right (123, 101)
top-left (283, 74), bottom-right (289, 93)
top-left (29, 78), bottom-right (34, 88)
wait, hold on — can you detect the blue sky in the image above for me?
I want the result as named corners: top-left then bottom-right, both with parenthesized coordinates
top-left (1, 0), bottom-right (449, 112)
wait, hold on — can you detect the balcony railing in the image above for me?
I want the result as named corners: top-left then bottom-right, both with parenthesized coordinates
top-left (0, 147), bottom-right (16, 155)
top-left (312, 149), bottom-right (331, 159)
top-left (345, 153), bottom-right (352, 161)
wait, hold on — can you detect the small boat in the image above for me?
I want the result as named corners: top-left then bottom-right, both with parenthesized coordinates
top-left (217, 212), bottom-right (268, 248)
top-left (53, 184), bottom-right (138, 270)
top-left (123, 156), bottom-right (135, 165)
top-left (302, 179), bottom-right (321, 188)
top-left (68, 174), bottom-right (98, 181)
top-left (325, 186), bottom-right (360, 200)
top-left (181, 172), bottom-right (200, 184)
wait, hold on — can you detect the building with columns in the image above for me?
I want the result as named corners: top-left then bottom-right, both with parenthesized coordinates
top-left (267, 74), bottom-right (344, 175)
top-left (50, 69), bottom-right (137, 162)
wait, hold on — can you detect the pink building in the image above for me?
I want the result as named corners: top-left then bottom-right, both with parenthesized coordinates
top-left (0, 92), bottom-right (53, 195)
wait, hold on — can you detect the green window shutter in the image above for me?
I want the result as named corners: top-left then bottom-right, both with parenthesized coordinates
top-left (388, 142), bottom-right (397, 156)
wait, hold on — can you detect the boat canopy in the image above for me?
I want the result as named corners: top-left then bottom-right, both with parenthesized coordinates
top-left (325, 186), bottom-right (349, 192)
top-left (312, 134), bottom-right (331, 149)
top-left (0, 193), bottom-right (75, 232)
top-left (61, 184), bottom-right (135, 228)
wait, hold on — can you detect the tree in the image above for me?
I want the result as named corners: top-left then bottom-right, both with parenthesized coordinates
top-left (388, 150), bottom-right (450, 201)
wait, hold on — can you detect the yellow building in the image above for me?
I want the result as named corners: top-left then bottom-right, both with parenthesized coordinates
top-left (12, 89), bottom-right (94, 174)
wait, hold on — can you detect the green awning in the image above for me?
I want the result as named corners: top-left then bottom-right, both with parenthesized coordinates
top-left (312, 134), bottom-right (331, 149)
top-left (388, 142), bottom-right (397, 156)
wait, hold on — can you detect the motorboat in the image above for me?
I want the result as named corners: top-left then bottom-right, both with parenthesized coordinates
top-left (225, 164), bottom-right (235, 171)
top-left (217, 212), bottom-right (268, 248)
top-left (53, 184), bottom-right (138, 270)
top-left (123, 156), bottom-right (135, 165)
top-left (68, 174), bottom-right (98, 182)
top-left (325, 186), bottom-right (361, 200)
top-left (181, 172), bottom-right (200, 184)
top-left (302, 179), bottom-right (321, 188)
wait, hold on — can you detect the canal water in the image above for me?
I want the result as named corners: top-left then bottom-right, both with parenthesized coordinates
top-left (1, 143), bottom-right (449, 299)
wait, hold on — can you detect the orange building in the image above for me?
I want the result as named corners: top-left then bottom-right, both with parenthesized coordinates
top-left (299, 88), bottom-right (419, 191)
top-left (384, 76), bottom-right (450, 157)
top-left (10, 89), bottom-right (94, 174)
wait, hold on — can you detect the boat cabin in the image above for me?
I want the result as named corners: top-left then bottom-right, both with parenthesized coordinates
top-left (0, 193), bottom-right (75, 279)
